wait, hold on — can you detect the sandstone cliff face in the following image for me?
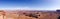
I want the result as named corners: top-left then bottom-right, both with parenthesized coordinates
top-left (0, 10), bottom-right (60, 19)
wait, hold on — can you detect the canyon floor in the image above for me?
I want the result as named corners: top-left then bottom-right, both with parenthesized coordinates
top-left (0, 10), bottom-right (60, 19)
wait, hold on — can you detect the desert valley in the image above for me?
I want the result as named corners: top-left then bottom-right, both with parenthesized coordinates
top-left (0, 10), bottom-right (60, 19)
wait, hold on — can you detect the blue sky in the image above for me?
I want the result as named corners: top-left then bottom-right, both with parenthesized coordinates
top-left (0, 0), bottom-right (60, 10)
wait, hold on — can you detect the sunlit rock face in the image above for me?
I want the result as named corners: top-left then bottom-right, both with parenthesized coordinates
top-left (0, 10), bottom-right (60, 19)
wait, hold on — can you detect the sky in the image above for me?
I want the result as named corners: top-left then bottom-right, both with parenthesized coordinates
top-left (0, 0), bottom-right (60, 10)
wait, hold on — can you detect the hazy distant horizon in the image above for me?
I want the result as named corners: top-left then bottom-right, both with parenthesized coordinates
top-left (0, 8), bottom-right (59, 11)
